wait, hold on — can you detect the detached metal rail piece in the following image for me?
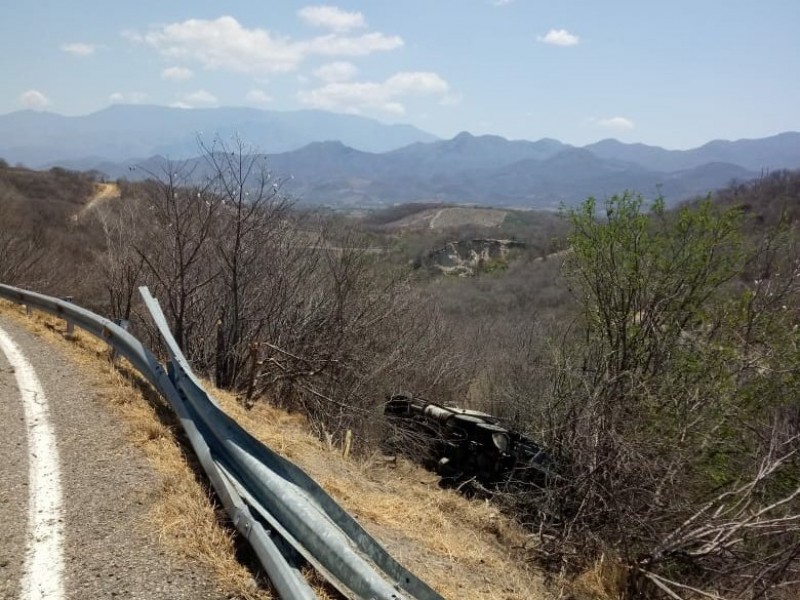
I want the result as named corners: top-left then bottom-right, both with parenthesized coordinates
top-left (0, 283), bottom-right (446, 600)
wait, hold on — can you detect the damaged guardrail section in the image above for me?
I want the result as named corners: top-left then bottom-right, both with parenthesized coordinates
top-left (0, 283), bottom-right (444, 600)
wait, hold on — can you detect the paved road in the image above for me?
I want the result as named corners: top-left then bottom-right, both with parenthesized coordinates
top-left (0, 316), bottom-right (221, 600)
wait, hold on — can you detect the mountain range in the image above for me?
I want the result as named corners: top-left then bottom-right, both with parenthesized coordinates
top-left (0, 105), bottom-right (437, 167)
top-left (1, 105), bottom-right (799, 209)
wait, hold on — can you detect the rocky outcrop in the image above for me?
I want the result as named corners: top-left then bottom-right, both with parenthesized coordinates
top-left (422, 239), bottom-right (526, 276)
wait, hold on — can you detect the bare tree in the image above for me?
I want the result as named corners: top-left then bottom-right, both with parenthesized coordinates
top-left (134, 160), bottom-right (220, 358)
top-left (201, 136), bottom-right (292, 388)
top-left (0, 195), bottom-right (48, 286)
top-left (93, 194), bottom-right (146, 320)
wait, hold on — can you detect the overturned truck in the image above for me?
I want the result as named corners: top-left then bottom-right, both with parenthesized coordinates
top-left (384, 393), bottom-right (552, 491)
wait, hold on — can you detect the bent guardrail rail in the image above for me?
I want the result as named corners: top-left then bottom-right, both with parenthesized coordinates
top-left (0, 283), bottom-right (446, 600)
top-left (0, 283), bottom-right (316, 600)
top-left (139, 287), bottom-right (445, 600)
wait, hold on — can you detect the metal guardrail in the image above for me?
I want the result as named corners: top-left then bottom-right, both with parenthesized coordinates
top-left (0, 283), bottom-right (446, 600)
top-left (140, 288), bottom-right (444, 600)
top-left (0, 284), bottom-right (316, 600)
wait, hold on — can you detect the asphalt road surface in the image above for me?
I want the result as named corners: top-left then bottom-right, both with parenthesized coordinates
top-left (0, 316), bottom-right (222, 600)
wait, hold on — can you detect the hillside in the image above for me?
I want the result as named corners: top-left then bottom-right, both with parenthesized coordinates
top-left (71, 135), bottom-right (765, 209)
top-left (371, 206), bottom-right (510, 231)
top-left (5, 156), bottom-right (800, 599)
top-left (586, 131), bottom-right (800, 172)
top-left (0, 303), bottom-right (549, 600)
top-left (0, 162), bottom-right (95, 218)
top-left (2, 108), bottom-right (798, 210)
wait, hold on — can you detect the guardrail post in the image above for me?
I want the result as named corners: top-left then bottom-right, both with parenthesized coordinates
top-left (25, 304), bottom-right (32, 316)
top-left (110, 319), bottom-right (130, 363)
top-left (62, 296), bottom-right (74, 337)
top-left (342, 430), bottom-right (353, 460)
top-left (244, 342), bottom-right (261, 408)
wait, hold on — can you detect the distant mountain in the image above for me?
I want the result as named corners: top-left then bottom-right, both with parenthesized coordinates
top-left (59, 136), bottom-right (765, 209)
top-left (258, 141), bottom-right (759, 209)
top-left (0, 105), bottom-right (438, 167)
top-left (9, 109), bottom-right (797, 209)
top-left (585, 132), bottom-right (800, 172)
top-left (428, 150), bottom-right (756, 208)
top-left (384, 132), bottom-right (568, 175)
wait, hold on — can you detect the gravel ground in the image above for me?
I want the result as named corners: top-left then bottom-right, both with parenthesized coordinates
top-left (0, 316), bottom-right (223, 600)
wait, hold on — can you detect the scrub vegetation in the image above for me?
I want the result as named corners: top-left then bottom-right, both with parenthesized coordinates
top-left (2, 147), bottom-right (800, 599)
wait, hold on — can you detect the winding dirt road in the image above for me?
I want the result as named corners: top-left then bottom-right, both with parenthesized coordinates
top-left (76, 183), bottom-right (121, 219)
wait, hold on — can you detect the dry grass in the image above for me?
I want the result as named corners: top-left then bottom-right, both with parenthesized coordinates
top-left (0, 301), bottom-right (266, 599)
top-left (387, 207), bottom-right (509, 231)
top-left (566, 556), bottom-right (628, 600)
top-left (210, 385), bottom-right (550, 600)
top-left (0, 299), bottom-right (550, 600)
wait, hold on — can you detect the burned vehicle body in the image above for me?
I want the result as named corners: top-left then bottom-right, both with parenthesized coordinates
top-left (384, 394), bottom-right (552, 490)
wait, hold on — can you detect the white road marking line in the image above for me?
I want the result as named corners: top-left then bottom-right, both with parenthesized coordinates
top-left (0, 325), bottom-right (65, 600)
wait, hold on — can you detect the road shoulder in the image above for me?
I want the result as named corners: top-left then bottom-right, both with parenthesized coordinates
top-left (0, 313), bottom-right (226, 600)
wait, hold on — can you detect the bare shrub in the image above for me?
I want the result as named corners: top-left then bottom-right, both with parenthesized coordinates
top-left (200, 136), bottom-right (293, 389)
top-left (91, 141), bottom-right (470, 450)
top-left (252, 223), bottom-right (475, 448)
top-left (0, 195), bottom-right (48, 286)
top-left (93, 195), bottom-right (147, 320)
top-left (132, 160), bottom-right (221, 362)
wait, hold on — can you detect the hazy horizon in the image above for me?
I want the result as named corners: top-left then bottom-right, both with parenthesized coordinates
top-left (3, 1), bottom-right (798, 150)
top-left (4, 103), bottom-right (800, 153)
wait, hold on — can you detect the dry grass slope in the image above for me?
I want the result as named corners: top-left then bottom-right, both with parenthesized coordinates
top-left (385, 207), bottom-right (509, 231)
top-left (0, 300), bottom-right (549, 600)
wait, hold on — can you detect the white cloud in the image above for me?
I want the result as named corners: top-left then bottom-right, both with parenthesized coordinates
top-left (143, 17), bottom-right (301, 74)
top-left (298, 71), bottom-right (450, 115)
top-left (61, 42), bottom-right (96, 56)
top-left (136, 16), bottom-right (402, 75)
top-left (385, 72), bottom-right (450, 94)
top-left (121, 29), bottom-right (143, 43)
top-left (245, 89), bottom-right (273, 106)
top-left (439, 92), bottom-right (463, 106)
top-left (109, 91), bottom-right (150, 104)
top-left (303, 32), bottom-right (403, 56)
top-left (161, 66), bottom-right (193, 81)
top-left (19, 90), bottom-right (51, 109)
top-left (596, 116), bottom-right (635, 130)
top-left (313, 61), bottom-right (358, 82)
top-left (298, 6), bottom-right (366, 32)
top-left (538, 28), bottom-right (580, 47)
top-left (181, 90), bottom-right (219, 106)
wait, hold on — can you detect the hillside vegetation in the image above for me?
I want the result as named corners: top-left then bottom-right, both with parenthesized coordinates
top-left (9, 108), bottom-right (798, 209)
top-left (0, 300), bottom-right (548, 600)
top-left (3, 151), bottom-right (800, 599)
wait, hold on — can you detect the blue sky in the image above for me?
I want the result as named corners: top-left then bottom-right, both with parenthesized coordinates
top-left (3, 1), bottom-right (799, 148)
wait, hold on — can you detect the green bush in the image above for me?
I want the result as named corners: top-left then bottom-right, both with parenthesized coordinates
top-left (512, 192), bottom-right (800, 599)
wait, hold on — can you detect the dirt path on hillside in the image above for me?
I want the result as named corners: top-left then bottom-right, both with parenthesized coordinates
top-left (427, 208), bottom-right (445, 229)
top-left (0, 316), bottom-right (221, 600)
top-left (424, 207), bottom-right (507, 230)
top-left (76, 182), bottom-right (121, 218)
